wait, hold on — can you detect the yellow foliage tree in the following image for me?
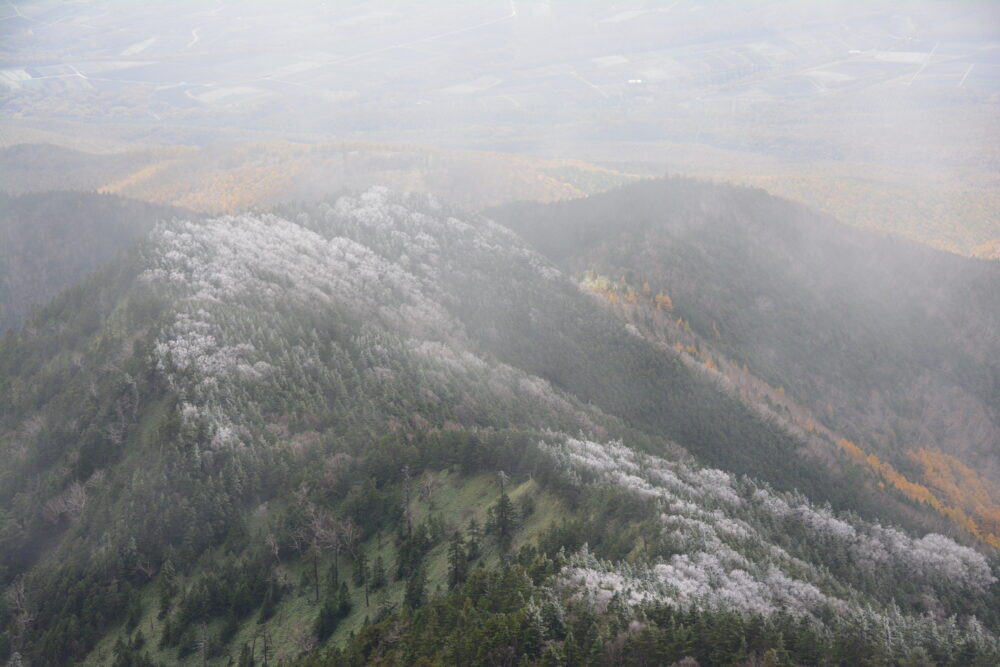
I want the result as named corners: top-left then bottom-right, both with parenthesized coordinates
top-left (655, 293), bottom-right (673, 311)
top-left (836, 439), bottom-right (1000, 549)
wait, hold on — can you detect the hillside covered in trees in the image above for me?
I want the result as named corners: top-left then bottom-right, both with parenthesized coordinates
top-left (0, 192), bottom-right (191, 333)
top-left (491, 179), bottom-right (1000, 521)
top-left (0, 185), bottom-right (997, 666)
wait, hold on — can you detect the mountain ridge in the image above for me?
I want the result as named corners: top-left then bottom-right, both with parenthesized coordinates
top-left (0, 184), bottom-right (997, 666)
top-left (490, 178), bottom-right (1000, 486)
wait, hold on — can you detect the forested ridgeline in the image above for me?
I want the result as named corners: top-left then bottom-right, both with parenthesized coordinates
top-left (0, 191), bottom-right (194, 333)
top-left (489, 177), bottom-right (1000, 505)
top-left (0, 187), bottom-right (996, 665)
top-left (0, 142), bottom-right (639, 217)
top-left (572, 270), bottom-right (1000, 550)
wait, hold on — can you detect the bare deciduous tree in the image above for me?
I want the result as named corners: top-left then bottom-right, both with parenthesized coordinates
top-left (5, 578), bottom-right (34, 653)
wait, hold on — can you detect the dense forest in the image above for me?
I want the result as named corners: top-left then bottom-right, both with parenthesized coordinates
top-left (0, 192), bottom-right (191, 333)
top-left (490, 178), bottom-right (1000, 499)
top-left (0, 186), bottom-right (997, 666)
top-left (3, 0), bottom-right (998, 663)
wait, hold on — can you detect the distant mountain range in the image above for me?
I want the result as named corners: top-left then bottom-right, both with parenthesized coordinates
top-left (0, 142), bottom-right (640, 215)
top-left (3, 138), bottom-right (997, 266)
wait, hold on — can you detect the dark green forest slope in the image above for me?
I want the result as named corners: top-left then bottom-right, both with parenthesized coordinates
top-left (490, 179), bottom-right (1000, 487)
top-left (0, 192), bottom-right (191, 333)
top-left (0, 187), bottom-right (997, 666)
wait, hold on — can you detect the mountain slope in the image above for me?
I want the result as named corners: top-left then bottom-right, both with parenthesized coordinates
top-left (489, 178), bottom-right (1000, 499)
top-left (0, 191), bottom-right (191, 333)
top-left (0, 188), bottom-right (996, 666)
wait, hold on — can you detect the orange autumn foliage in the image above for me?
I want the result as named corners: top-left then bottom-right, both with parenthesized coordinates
top-left (909, 448), bottom-right (1000, 542)
top-left (837, 439), bottom-right (1000, 549)
top-left (581, 271), bottom-right (675, 315)
top-left (655, 293), bottom-right (673, 311)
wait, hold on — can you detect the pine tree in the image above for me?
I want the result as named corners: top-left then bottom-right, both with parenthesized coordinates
top-left (540, 591), bottom-right (567, 641)
top-left (404, 567), bottom-right (427, 610)
top-left (521, 600), bottom-right (545, 659)
top-left (466, 518), bottom-right (482, 560)
top-left (157, 559), bottom-right (177, 620)
top-left (670, 622), bottom-right (695, 662)
top-left (762, 646), bottom-right (794, 667)
top-left (314, 599), bottom-right (339, 642)
top-left (494, 492), bottom-right (515, 553)
top-left (220, 613), bottom-right (239, 645)
top-left (353, 549), bottom-right (368, 588)
top-left (237, 643), bottom-right (254, 667)
top-left (606, 592), bottom-right (629, 636)
top-left (259, 580), bottom-right (279, 623)
top-left (159, 617), bottom-right (173, 649)
top-left (328, 559), bottom-right (339, 590)
top-left (112, 636), bottom-right (128, 663)
top-left (371, 555), bottom-right (387, 590)
top-left (124, 595), bottom-right (143, 634)
top-left (538, 643), bottom-right (564, 667)
top-left (447, 532), bottom-right (467, 590)
top-left (337, 581), bottom-right (352, 618)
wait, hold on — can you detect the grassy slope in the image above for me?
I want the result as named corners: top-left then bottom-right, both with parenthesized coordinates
top-left (83, 472), bottom-right (566, 666)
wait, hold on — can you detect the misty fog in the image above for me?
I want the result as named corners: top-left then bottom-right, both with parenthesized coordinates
top-left (3, 1), bottom-right (998, 253)
top-left (1, 2), bottom-right (998, 666)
